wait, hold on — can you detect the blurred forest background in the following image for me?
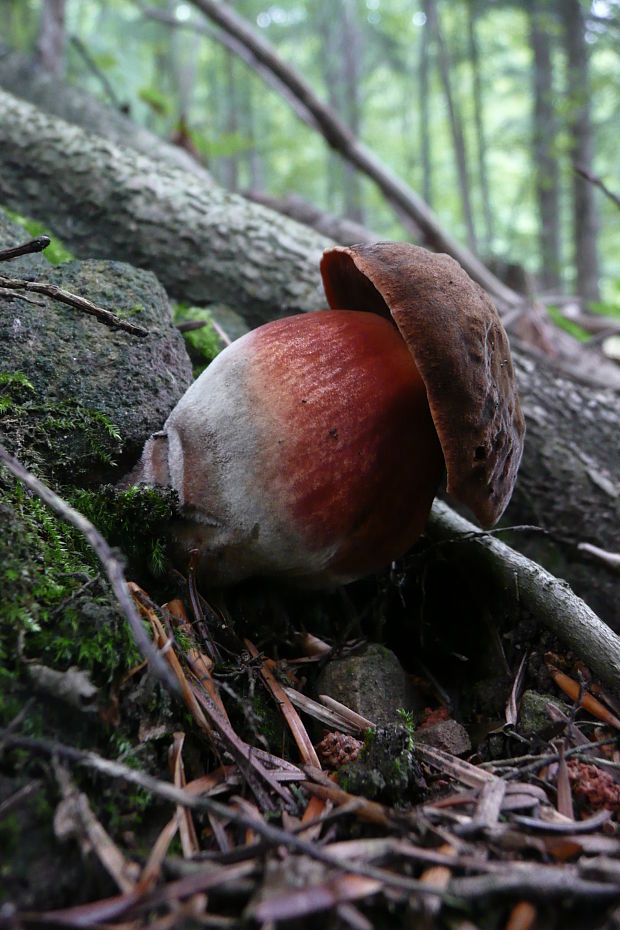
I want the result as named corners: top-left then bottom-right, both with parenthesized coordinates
top-left (4, 0), bottom-right (620, 314)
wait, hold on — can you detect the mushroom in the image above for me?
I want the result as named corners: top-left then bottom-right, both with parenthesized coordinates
top-left (127, 242), bottom-right (525, 587)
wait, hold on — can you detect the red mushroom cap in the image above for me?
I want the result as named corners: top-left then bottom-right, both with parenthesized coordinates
top-left (320, 243), bottom-right (525, 527)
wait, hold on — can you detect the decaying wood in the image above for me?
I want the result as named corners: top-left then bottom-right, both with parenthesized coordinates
top-left (0, 87), bottom-right (327, 328)
top-left (245, 190), bottom-right (380, 246)
top-left (426, 501), bottom-right (620, 693)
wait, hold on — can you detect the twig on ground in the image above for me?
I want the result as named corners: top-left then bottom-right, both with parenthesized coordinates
top-left (245, 639), bottom-right (321, 768)
top-left (426, 501), bottom-right (620, 693)
top-left (577, 542), bottom-right (620, 575)
top-left (0, 235), bottom-right (50, 262)
top-left (0, 732), bottom-right (442, 898)
top-left (0, 444), bottom-right (181, 697)
top-left (0, 273), bottom-right (148, 336)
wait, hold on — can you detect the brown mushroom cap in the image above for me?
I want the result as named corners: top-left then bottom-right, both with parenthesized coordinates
top-left (320, 242), bottom-right (525, 528)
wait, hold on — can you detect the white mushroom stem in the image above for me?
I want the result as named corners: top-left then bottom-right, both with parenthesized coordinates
top-left (426, 500), bottom-right (620, 695)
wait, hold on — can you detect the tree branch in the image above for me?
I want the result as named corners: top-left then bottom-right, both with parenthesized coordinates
top-left (184, 0), bottom-right (522, 311)
top-left (426, 501), bottom-right (620, 694)
top-left (0, 273), bottom-right (148, 336)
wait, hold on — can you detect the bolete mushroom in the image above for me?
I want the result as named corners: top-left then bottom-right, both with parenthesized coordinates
top-left (127, 242), bottom-right (525, 587)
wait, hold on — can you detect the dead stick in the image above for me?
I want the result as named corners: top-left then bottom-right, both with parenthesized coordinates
top-left (0, 235), bottom-right (51, 262)
top-left (0, 732), bottom-right (439, 897)
top-left (426, 501), bottom-right (620, 694)
top-left (0, 273), bottom-right (148, 337)
top-left (574, 165), bottom-right (620, 211)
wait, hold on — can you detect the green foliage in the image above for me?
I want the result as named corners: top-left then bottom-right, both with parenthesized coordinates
top-left (71, 483), bottom-right (179, 578)
top-left (546, 305), bottom-right (591, 342)
top-left (172, 303), bottom-right (225, 376)
top-left (396, 708), bottom-right (416, 750)
top-left (0, 380), bottom-right (123, 477)
top-left (0, 469), bottom-right (141, 729)
top-left (191, 129), bottom-right (254, 160)
top-left (2, 208), bottom-right (74, 264)
top-left (138, 85), bottom-right (172, 116)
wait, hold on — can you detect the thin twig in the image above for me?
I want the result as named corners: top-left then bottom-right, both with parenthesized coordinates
top-left (0, 235), bottom-right (50, 262)
top-left (0, 732), bottom-right (443, 898)
top-left (0, 273), bottom-right (148, 336)
top-left (0, 444), bottom-right (180, 697)
top-left (426, 501), bottom-right (620, 692)
top-left (0, 287), bottom-right (45, 306)
top-left (574, 165), bottom-right (620, 210)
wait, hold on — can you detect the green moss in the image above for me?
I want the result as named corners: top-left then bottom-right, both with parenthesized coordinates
top-left (172, 302), bottom-right (224, 377)
top-left (0, 371), bottom-right (123, 479)
top-left (2, 208), bottom-right (74, 264)
top-left (546, 305), bottom-right (590, 342)
top-left (338, 725), bottom-right (426, 805)
top-left (0, 469), bottom-right (145, 726)
top-left (71, 484), bottom-right (179, 578)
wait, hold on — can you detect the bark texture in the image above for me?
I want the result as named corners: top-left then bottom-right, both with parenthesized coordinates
top-left (0, 88), bottom-right (327, 328)
top-left (505, 353), bottom-right (620, 631)
top-left (0, 40), bottom-right (212, 182)
top-left (0, 88), bottom-right (618, 630)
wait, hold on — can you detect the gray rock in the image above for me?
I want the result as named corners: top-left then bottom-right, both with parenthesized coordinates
top-left (0, 210), bottom-right (192, 483)
top-left (518, 689), bottom-right (569, 740)
top-left (416, 718), bottom-right (472, 756)
top-left (316, 643), bottom-right (422, 727)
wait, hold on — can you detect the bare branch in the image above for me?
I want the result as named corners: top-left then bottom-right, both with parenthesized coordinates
top-left (0, 235), bottom-right (51, 262)
top-left (426, 501), bottom-right (620, 693)
top-left (0, 273), bottom-right (148, 336)
top-left (574, 165), bottom-right (620, 210)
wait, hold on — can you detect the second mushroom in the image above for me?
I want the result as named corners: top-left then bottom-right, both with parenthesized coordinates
top-left (127, 242), bottom-right (525, 586)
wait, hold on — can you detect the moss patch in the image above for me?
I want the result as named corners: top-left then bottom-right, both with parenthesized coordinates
top-left (172, 302), bottom-right (225, 377)
top-left (0, 370), bottom-right (123, 483)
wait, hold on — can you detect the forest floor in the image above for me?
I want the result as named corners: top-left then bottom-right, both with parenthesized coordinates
top-left (2, 543), bottom-right (620, 930)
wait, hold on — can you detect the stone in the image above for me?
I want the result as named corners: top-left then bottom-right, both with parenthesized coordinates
top-left (0, 209), bottom-right (192, 484)
top-left (316, 643), bottom-right (422, 727)
top-left (416, 718), bottom-right (472, 756)
top-left (517, 689), bottom-right (569, 740)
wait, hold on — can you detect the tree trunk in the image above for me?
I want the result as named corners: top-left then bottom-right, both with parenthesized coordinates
top-left (466, 0), bottom-right (493, 253)
top-left (419, 8), bottom-right (432, 207)
top-left (528, 0), bottom-right (561, 291)
top-left (37, 0), bottom-right (66, 77)
top-left (340, 0), bottom-right (364, 225)
top-left (221, 50), bottom-right (240, 192)
top-left (185, 0), bottom-right (521, 310)
top-left (424, 0), bottom-right (478, 253)
top-left (560, 0), bottom-right (600, 304)
top-left (318, 0), bottom-right (363, 224)
top-left (0, 88), bottom-right (618, 631)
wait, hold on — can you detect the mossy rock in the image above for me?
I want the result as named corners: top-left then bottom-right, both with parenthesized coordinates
top-left (0, 209), bottom-right (192, 484)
